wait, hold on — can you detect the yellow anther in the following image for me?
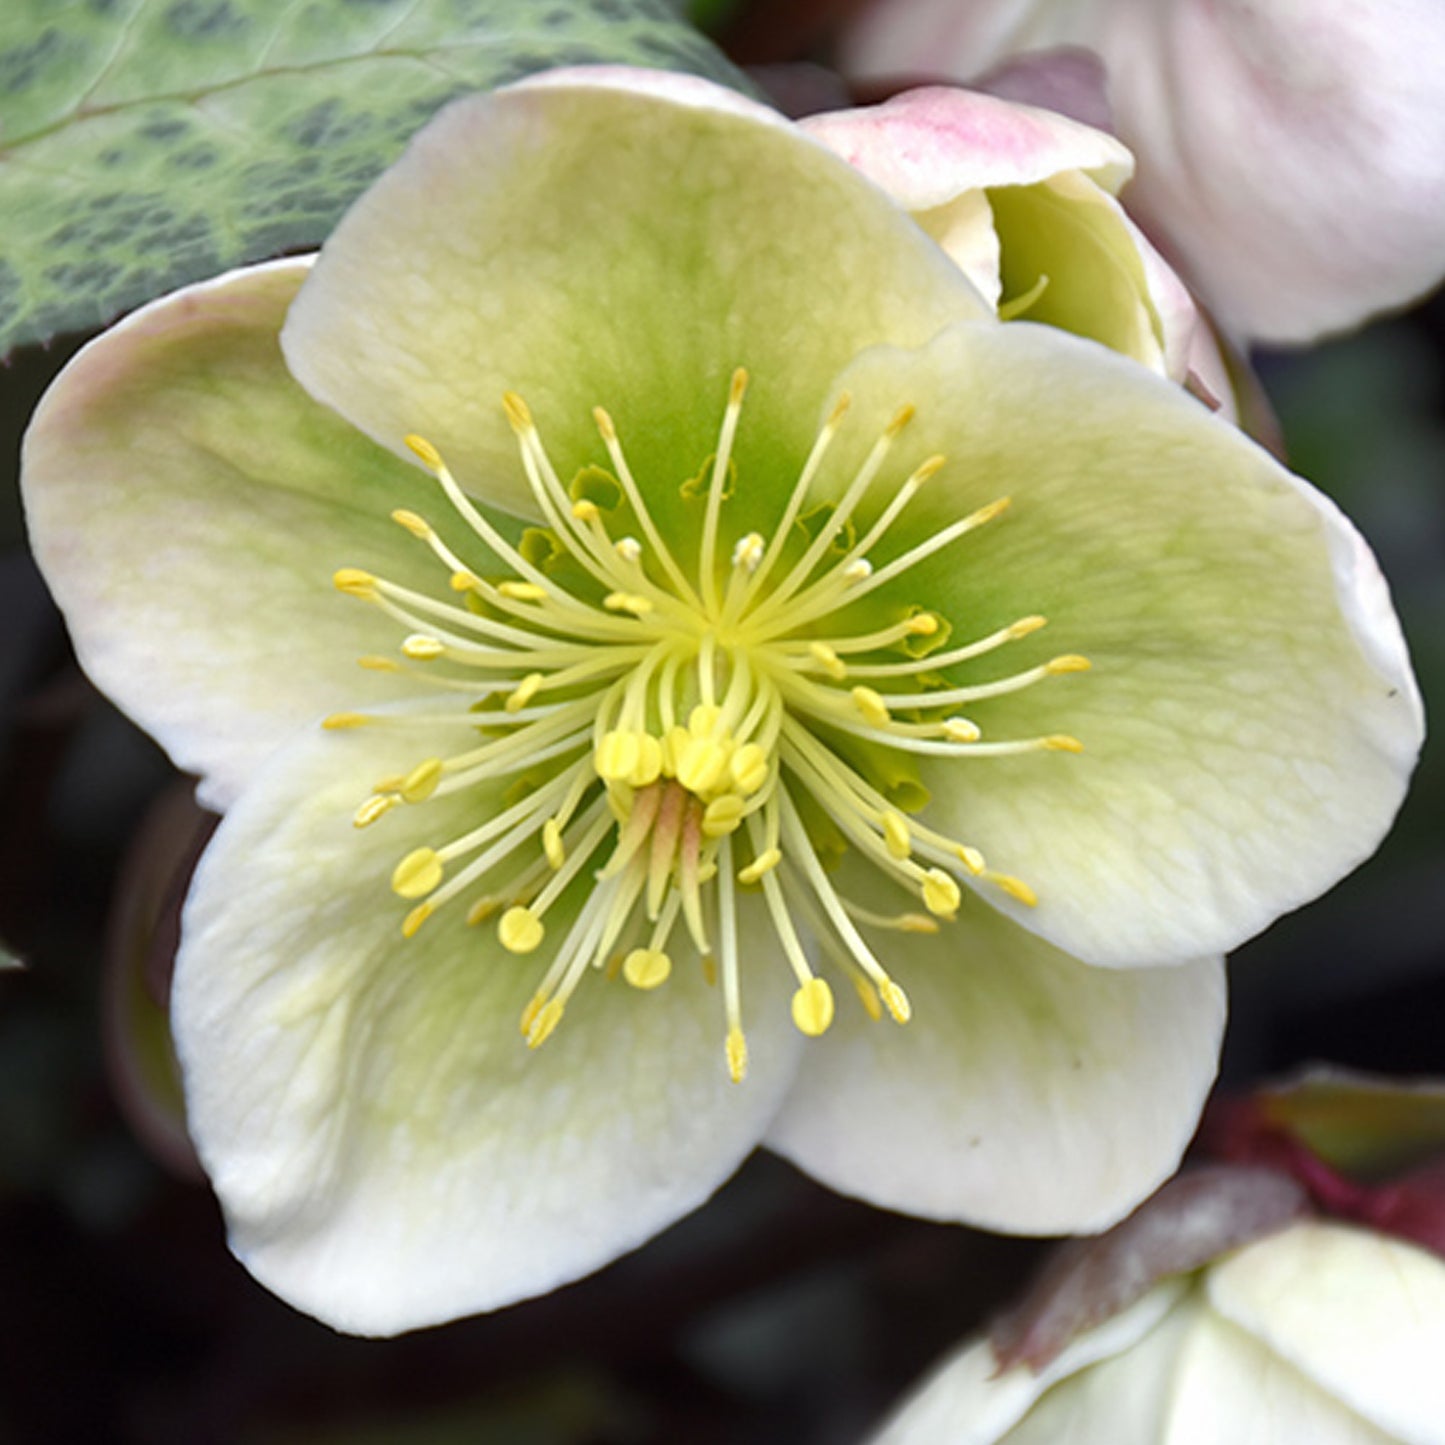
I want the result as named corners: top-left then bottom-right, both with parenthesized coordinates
top-left (332, 568), bottom-right (376, 598)
top-left (603, 591), bottom-right (653, 615)
top-left (878, 976), bottom-right (912, 1024)
top-left (1046, 654), bottom-right (1091, 675)
top-left (353, 793), bottom-right (398, 828)
top-left (499, 905), bottom-right (545, 954)
top-left (502, 391), bottom-right (533, 433)
top-left (357, 654), bottom-right (402, 672)
top-left (737, 848), bottom-right (782, 885)
top-left (399, 758), bottom-right (443, 803)
top-left (623, 948), bottom-right (672, 990)
top-left (851, 686), bottom-right (891, 728)
top-left (943, 718), bottom-right (982, 743)
top-left (808, 641), bottom-right (847, 679)
top-left (989, 872), bottom-right (1038, 907)
top-left (955, 844), bottom-right (986, 876)
top-left (402, 635), bottom-right (445, 660)
top-left (592, 406), bottom-right (617, 441)
top-left (519, 992), bottom-right (545, 1036)
top-left (629, 734), bottom-right (664, 788)
top-left (322, 711), bottom-right (371, 730)
top-left (912, 454), bottom-right (946, 484)
top-left (401, 902), bottom-right (432, 938)
top-left (921, 868), bottom-right (961, 917)
top-left (729, 367), bottom-right (749, 404)
top-left (675, 736), bottom-right (729, 795)
top-left (404, 433), bottom-right (443, 469)
top-left (725, 1026), bottom-right (749, 1083)
top-left (391, 508), bottom-right (432, 540)
top-left (542, 818), bottom-right (566, 870)
top-left (688, 704), bottom-right (721, 737)
top-left (791, 977), bottom-right (835, 1038)
top-left (527, 998), bottom-right (564, 1049)
top-left (885, 402), bottom-right (916, 436)
top-left (899, 913), bottom-right (940, 934)
top-left (1044, 734), bottom-right (1085, 753)
top-left (572, 498), bottom-right (601, 524)
top-left (466, 897), bottom-right (502, 926)
top-left (392, 847), bottom-right (444, 899)
top-left (702, 794), bottom-right (745, 838)
top-left (596, 730), bottom-right (642, 782)
top-left (506, 673), bottom-right (545, 712)
top-left (449, 571), bottom-right (479, 592)
top-left (853, 977), bottom-right (884, 1022)
top-left (1010, 615), bottom-right (1048, 638)
top-left (732, 532), bottom-right (765, 571)
top-left (971, 496), bottom-right (1012, 527)
top-left (662, 725), bottom-right (690, 778)
top-left (881, 811), bottom-right (912, 860)
top-left (905, 612), bottom-right (939, 637)
top-left (498, 580), bottom-right (547, 601)
top-left (729, 743), bottom-right (769, 796)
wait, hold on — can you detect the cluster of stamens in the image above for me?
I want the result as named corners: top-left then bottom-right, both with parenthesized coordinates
top-left (326, 370), bottom-right (1087, 1082)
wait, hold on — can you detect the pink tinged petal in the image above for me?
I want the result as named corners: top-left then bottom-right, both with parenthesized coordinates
top-left (801, 85), bottom-right (1134, 205)
top-left (805, 87), bottom-right (1202, 379)
top-left (281, 67), bottom-right (990, 520)
top-left (173, 708), bottom-right (803, 1335)
top-left (765, 875), bottom-right (1225, 1234)
top-left (842, 0), bottom-right (1445, 342)
top-left (21, 260), bottom-right (448, 809)
top-left (1207, 1222), bottom-right (1445, 1445)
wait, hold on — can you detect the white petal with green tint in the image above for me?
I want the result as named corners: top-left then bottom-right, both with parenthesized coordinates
top-left (766, 868), bottom-right (1224, 1232)
top-left (816, 322), bottom-right (1420, 968)
top-left (21, 260), bottom-right (449, 808)
top-left (1207, 1224), bottom-right (1445, 1445)
top-left (281, 68), bottom-right (991, 524)
top-left (174, 708), bottom-right (802, 1335)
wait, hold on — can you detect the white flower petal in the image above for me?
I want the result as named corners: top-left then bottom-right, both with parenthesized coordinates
top-left (822, 322), bottom-right (1421, 967)
top-left (999, 1292), bottom-right (1202, 1445)
top-left (873, 1284), bottom-right (1188, 1445)
top-left (1163, 1292), bottom-right (1398, 1445)
top-left (173, 708), bottom-right (802, 1334)
top-left (21, 260), bottom-right (445, 808)
top-left (766, 874), bottom-right (1224, 1233)
top-left (283, 67), bottom-right (990, 520)
top-left (1207, 1222), bottom-right (1445, 1445)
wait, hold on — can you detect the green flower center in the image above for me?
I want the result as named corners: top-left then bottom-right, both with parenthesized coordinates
top-left (328, 370), bottom-right (1087, 1081)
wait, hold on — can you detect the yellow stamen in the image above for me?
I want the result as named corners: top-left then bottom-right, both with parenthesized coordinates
top-left (791, 977), bottom-right (835, 1037)
top-left (392, 847), bottom-right (443, 899)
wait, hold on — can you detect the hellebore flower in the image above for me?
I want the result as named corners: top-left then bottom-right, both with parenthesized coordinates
top-left (839, 0), bottom-right (1445, 344)
top-left (21, 68), bottom-right (1420, 1333)
top-left (800, 85), bottom-right (1208, 388)
top-left (873, 1221), bottom-right (1445, 1445)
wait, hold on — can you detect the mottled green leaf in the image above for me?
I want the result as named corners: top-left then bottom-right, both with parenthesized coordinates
top-left (0, 0), bottom-right (746, 355)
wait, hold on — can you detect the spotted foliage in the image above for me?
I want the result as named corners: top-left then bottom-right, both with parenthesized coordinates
top-left (0, 0), bottom-right (743, 355)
